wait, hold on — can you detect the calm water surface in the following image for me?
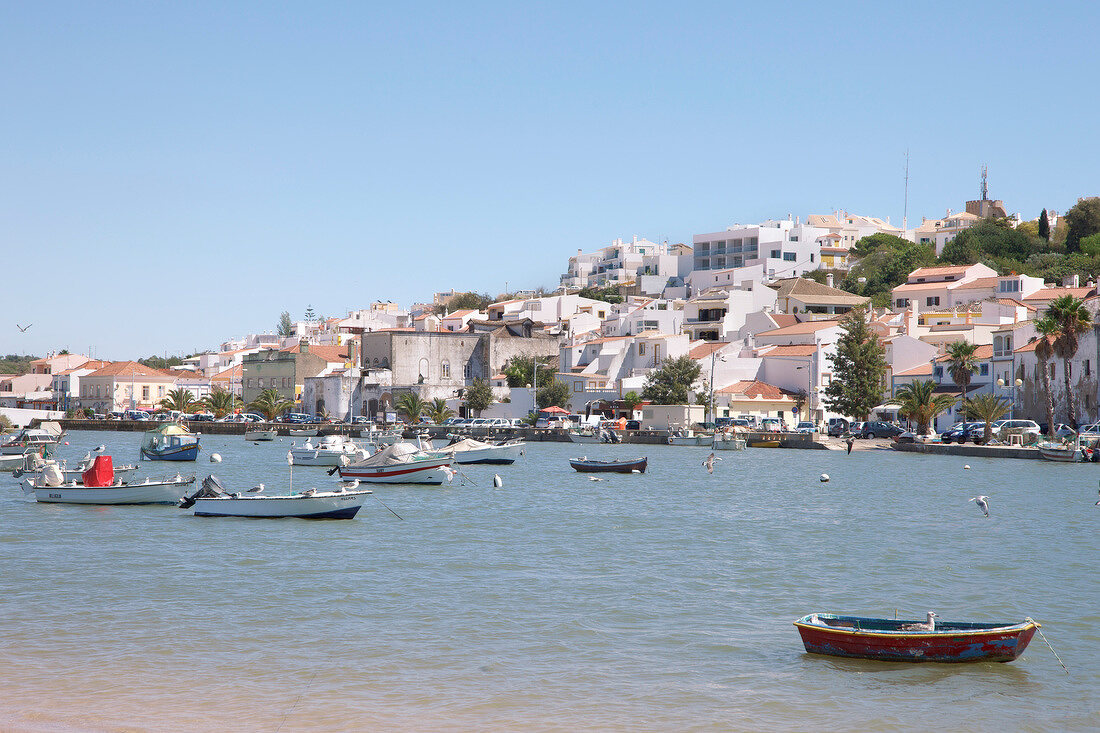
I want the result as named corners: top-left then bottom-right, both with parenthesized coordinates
top-left (1, 431), bottom-right (1098, 731)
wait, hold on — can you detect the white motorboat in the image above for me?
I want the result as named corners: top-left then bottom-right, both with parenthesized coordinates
top-left (1, 422), bottom-right (64, 455)
top-left (27, 456), bottom-right (195, 505)
top-left (440, 436), bottom-right (526, 464)
top-left (244, 428), bottom-right (277, 441)
top-left (0, 452), bottom-right (28, 472)
top-left (712, 433), bottom-right (746, 451)
top-left (13, 451), bottom-right (139, 481)
top-left (289, 435), bottom-right (371, 467)
top-left (567, 426), bottom-right (603, 443)
top-left (338, 442), bottom-right (453, 484)
top-left (180, 475), bottom-right (372, 519)
top-left (667, 427), bottom-right (711, 446)
top-left (288, 428), bottom-right (319, 437)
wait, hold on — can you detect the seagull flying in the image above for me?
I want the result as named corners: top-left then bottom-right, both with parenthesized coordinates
top-left (970, 495), bottom-right (990, 517)
top-left (16, 323), bottom-right (32, 332)
top-left (438, 465), bottom-right (456, 483)
top-left (702, 452), bottom-right (722, 474)
top-left (845, 437), bottom-right (854, 455)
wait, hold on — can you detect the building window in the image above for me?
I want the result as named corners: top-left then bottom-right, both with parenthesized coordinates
top-left (979, 364), bottom-right (988, 376)
top-left (247, 378), bottom-right (253, 388)
top-left (573, 381), bottom-right (584, 392)
top-left (638, 342), bottom-right (646, 355)
top-left (926, 297), bottom-right (940, 306)
top-left (783, 252), bottom-right (796, 261)
top-left (441, 360), bottom-right (450, 379)
top-left (463, 363), bottom-right (471, 379)
top-left (934, 366), bottom-right (943, 379)
top-left (770, 250), bottom-right (781, 258)
top-left (1086, 359), bottom-right (1091, 377)
top-left (1050, 363), bottom-right (1056, 379)
top-left (158, 385), bottom-right (165, 397)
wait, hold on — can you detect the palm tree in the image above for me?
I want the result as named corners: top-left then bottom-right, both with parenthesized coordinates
top-left (963, 393), bottom-right (1011, 443)
top-left (945, 341), bottom-right (980, 402)
top-left (159, 388), bottom-right (200, 415)
top-left (202, 388), bottom-right (242, 418)
top-left (395, 392), bottom-right (426, 423)
top-left (1047, 295), bottom-right (1093, 428)
top-left (248, 388), bottom-right (293, 421)
top-left (1033, 318), bottom-right (1058, 439)
top-left (425, 397), bottom-right (454, 425)
top-left (893, 379), bottom-right (956, 435)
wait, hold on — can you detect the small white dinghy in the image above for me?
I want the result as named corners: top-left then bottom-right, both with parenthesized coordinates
top-left (243, 428), bottom-right (277, 441)
top-left (180, 475), bottom-right (372, 519)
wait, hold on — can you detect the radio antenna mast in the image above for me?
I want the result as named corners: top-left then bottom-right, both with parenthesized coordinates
top-left (903, 149), bottom-right (910, 232)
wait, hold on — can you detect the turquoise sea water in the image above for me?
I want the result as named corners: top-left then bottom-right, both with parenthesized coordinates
top-left (1, 431), bottom-right (1098, 732)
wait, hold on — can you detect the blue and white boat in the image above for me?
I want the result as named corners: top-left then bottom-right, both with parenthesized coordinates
top-left (141, 423), bottom-right (200, 461)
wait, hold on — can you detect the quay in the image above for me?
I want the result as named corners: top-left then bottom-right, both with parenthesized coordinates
top-left (44, 419), bottom-right (822, 448)
top-left (891, 441), bottom-right (1041, 460)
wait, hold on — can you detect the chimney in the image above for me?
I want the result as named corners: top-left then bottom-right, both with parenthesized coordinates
top-left (1073, 274), bottom-right (1080, 289)
top-left (299, 338), bottom-right (309, 354)
top-left (826, 273), bottom-right (834, 288)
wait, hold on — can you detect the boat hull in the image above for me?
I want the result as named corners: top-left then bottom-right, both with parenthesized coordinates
top-left (244, 430), bottom-right (277, 441)
top-left (568, 433), bottom-right (603, 444)
top-left (454, 443), bottom-right (524, 464)
top-left (338, 456), bottom-right (453, 484)
top-left (141, 444), bottom-right (200, 461)
top-left (1038, 446), bottom-right (1080, 462)
top-left (712, 437), bottom-right (746, 451)
top-left (34, 479), bottom-right (196, 505)
top-left (794, 614), bottom-right (1037, 663)
top-left (569, 457), bottom-right (647, 474)
top-left (288, 450), bottom-right (352, 467)
top-left (190, 491), bottom-right (371, 519)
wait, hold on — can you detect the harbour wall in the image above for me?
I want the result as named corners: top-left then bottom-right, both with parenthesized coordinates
top-left (891, 442), bottom-right (1041, 460)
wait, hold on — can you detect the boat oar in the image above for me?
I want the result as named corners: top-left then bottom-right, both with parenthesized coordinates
top-left (374, 496), bottom-right (403, 520)
top-left (1027, 618), bottom-right (1068, 674)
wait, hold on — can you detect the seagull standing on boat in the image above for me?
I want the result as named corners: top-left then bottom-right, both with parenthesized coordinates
top-left (970, 495), bottom-right (990, 517)
top-left (247, 483), bottom-right (265, 493)
top-left (901, 611), bottom-right (937, 632)
top-left (338, 478), bottom-right (361, 491)
top-left (702, 453), bottom-right (721, 474)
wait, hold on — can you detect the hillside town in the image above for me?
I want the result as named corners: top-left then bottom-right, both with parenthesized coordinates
top-left (6, 185), bottom-right (1100, 435)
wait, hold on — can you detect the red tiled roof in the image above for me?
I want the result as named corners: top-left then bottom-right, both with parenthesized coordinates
top-left (1014, 336), bottom-right (1054, 353)
top-left (894, 363), bottom-right (934, 377)
top-left (716, 379), bottom-right (797, 399)
top-left (758, 345), bottom-right (819, 357)
top-left (212, 364), bottom-right (243, 381)
top-left (86, 361), bottom-right (172, 379)
top-left (279, 344), bottom-right (351, 363)
top-left (908, 265), bottom-right (973, 278)
top-left (1022, 287), bottom-right (1096, 301)
top-left (688, 342), bottom-right (729, 360)
top-left (956, 277), bottom-right (998, 289)
top-left (771, 314), bottom-right (799, 328)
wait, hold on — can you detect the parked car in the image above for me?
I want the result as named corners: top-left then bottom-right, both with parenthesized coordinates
top-left (625, 420), bottom-right (641, 430)
top-left (940, 422), bottom-right (984, 444)
top-left (859, 421), bottom-right (904, 439)
top-left (992, 419), bottom-right (1041, 441)
top-left (826, 418), bottom-right (850, 437)
top-left (278, 413), bottom-right (311, 424)
top-left (794, 421), bottom-right (817, 434)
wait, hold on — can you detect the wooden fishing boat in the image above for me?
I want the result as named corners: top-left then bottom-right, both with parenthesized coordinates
top-left (1037, 443), bottom-right (1082, 462)
top-left (568, 456), bottom-right (647, 474)
top-left (338, 442), bottom-right (453, 484)
top-left (793, 613), bottom-right (1037, 663)
top-left (141, 423), bottom-right (200, 461)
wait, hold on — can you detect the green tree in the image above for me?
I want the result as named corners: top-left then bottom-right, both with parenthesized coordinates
top-left (425, 397), bottom-right (454, 424)
top-left (139, 355), bottom-right (185, 370)
top-left (503, 356), bottom-right (555, 388)
top-left (945, 341), bottom-right (980, 401)
top-left (851, 233), bottom-right (914, 258)
top-left (1038, 209), bottom-right (1050, 241)
top-left (1047, 294), bottom-right (1092, 427)
top-left (622, 391), bottom-right (643, 414)
top-left (893, 379), bottom-right (956, 435)
top-left (939, 219), bottom-right (1046, 265)
top-left (1033, 320), bottom-right (1057, 438)
top-left (1064, 197), bottom-right (1100, 253)
top-left (464, 378), bottom-right (493, 414)
top-left (963, 393), bottom-right (1012, 443)
top-left (536, 379), bottom-right (570, 409)
top-left (641, 355), bottom-right (702, 405)
top-left (841, 242), bottom-right (937, 307)
top-left (248, 388), bottom-right (293, 420)
top-left (159, 388), bottom-right (201, 414)
top-left (304, 305), bottom-right (317, 322)
top-left (439, 292), bottom-right (494, 314)
top-left (577, 285), bottom-right (624, 304)
top-left (277, 311), bottom-right (295, 337)
top-left (202, 388), bottom-right (242, 418)
top-left (395, 392), bottom-right (426, 423)
top-left (1078, 232), bottom-right (1100, 258)
top-left (822, 307), bottom-right (887, 420)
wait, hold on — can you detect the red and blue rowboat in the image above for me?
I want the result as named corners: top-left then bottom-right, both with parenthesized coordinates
top-left (794, 613), bottom-right (1037, 663)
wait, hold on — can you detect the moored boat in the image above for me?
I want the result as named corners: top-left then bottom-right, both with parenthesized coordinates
top-left (1037, 442), bottom-right (1084, 462)
top-left (440, 437), bottom-right (525, 465)
top-left (1, 422), bottom-right (64, 455)
top-left (712, 432), bottom-right (746, 450)
top-left (141, 423), bottom-right (200, 461)
top-left (28, 455), bottom-right (195, 504)
top-left (180, 475), bottom-right (372, 519)
top-left (567, 426), bottom-right (603, 443)
top-left (568, 456), bottom-right (647, 474)
top-left (244, 428), bottom-right (277, 441)
top-left (338, 442), bottom-right (453, 484)
top-left (288, 435), bottom-right (370, 466)
top-left (288, 428), bottom-right (318, 437)
top-left (793, 612), bottom-right (1037, 663)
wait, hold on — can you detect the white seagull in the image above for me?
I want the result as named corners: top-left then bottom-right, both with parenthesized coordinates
top-left (493, 474), bottom-right (503, 488)
top-left (901, 611), bottom-right (937, 632)
top-left (702, 453), bottom-right (722, 474)
top-left (589, 476), bottom-right (604, 482)
top-left (970, 495), bottom-right (990, 517)
top-left (247, 483), bottom-right (265, 493)
top-left (338, 478), bottom-right (361, 491)
top-left (438, 466), bottom-right (456, 483)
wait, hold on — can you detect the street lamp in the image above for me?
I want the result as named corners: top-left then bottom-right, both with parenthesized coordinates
top-left (796, 353), bottom-right (814, 425)
top-left (707, 351), bottom-right (727, 424)
top-left (997, 377), bottom-right (1023, 418)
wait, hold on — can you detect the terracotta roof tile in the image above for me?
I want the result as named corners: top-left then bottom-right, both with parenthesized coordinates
top-left (757, 345), bottom-right (819, 357)
top-left (754, 319), bottom-right (841, 337)
top-left (716, 379), bottom-right (798, 399)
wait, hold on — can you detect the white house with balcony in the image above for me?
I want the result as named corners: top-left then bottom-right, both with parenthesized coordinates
top-left (560, 237), bottom-right (691, 296)
top-left (692, 217), bottom-right (830, 280)
top-left (599, 297), bottom-right (684, 337)
top-left (681, 285), bottom-right (778, 342)
top-left (890, 263), bottom-right (1000, 312)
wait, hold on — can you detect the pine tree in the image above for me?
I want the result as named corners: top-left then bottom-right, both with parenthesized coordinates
top-left (822, 307), bottom-right (887, 420)
top-left (1038, 209), bottom-right (1050, 242)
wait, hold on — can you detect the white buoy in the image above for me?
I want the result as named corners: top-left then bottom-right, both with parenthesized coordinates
top-left (820, 473), bottom-right (830, 482)
top-left (963, 464), bottom-right (971, 470)
top-left (493, 474), bottom-right (503, 487)
top-left (209, 453), bottom-right (222, 463)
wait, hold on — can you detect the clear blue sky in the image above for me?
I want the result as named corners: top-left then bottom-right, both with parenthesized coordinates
top-left (3, 1), bottom-right (1096, 359)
